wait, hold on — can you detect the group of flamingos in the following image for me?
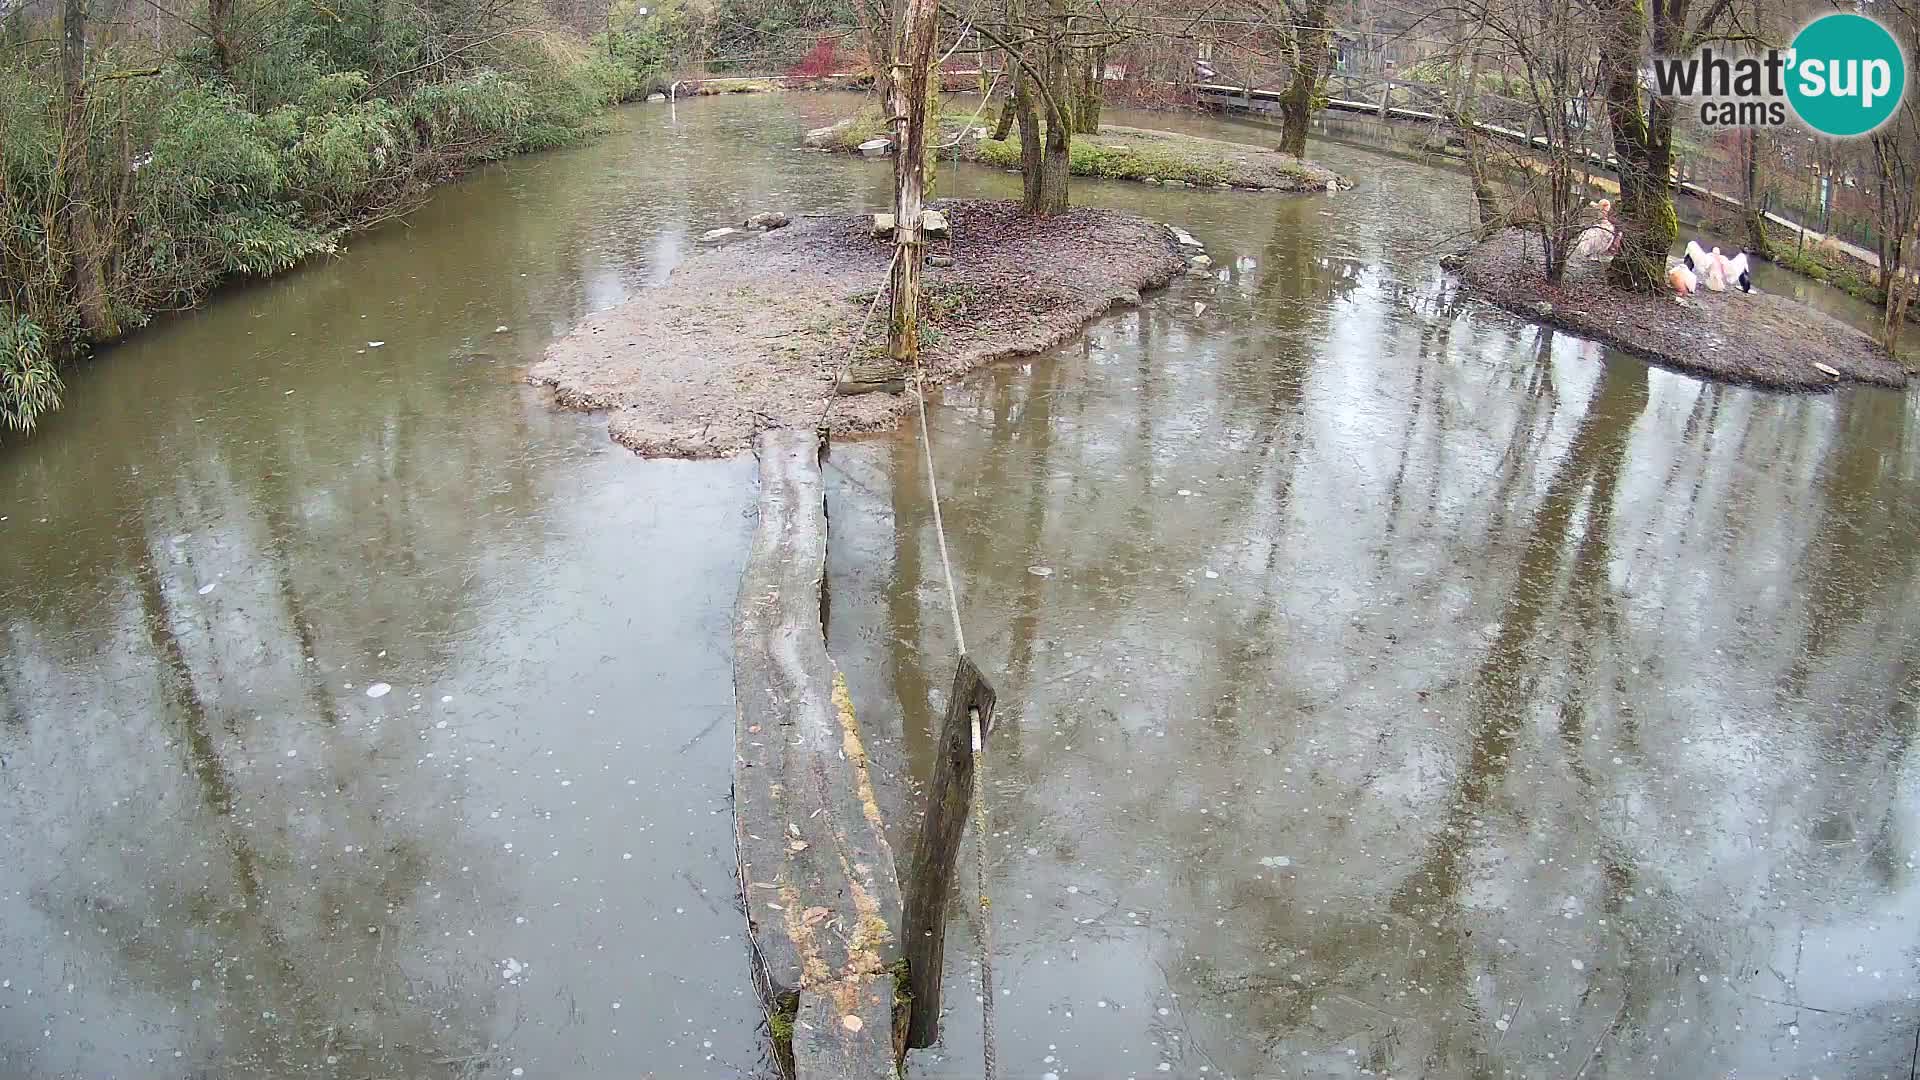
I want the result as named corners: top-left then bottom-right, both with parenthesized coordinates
top-left (1573, 198), bottom-right (1754, 296)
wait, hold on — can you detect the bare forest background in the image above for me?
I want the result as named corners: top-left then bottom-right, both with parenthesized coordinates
top-left (3, 0), bottom-right (1917, 433)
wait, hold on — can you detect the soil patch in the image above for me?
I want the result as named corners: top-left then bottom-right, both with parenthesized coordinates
top-left (1456, 229), bottom-right (1908, 391)
top-left (529, 199), bottom-right (1186, 457)
top-left (806, 114), bottom-right (1345, 192)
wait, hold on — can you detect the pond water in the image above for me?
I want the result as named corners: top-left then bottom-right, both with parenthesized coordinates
top-left (1, 92), bottom-right (1915, 1079)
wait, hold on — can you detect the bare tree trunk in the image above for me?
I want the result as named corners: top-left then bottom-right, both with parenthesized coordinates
top-left (1070, 42), bottom-right (1104, 134)
top-left (1743, 128), bottom-right (1774, 258)
top-left (884, 0), bottom-right (939, 370)
top-left (991, 90), bottom-right (1016, 139)
top-left (1277, 0), bottom-right (1331, 157)
top-left (1885, 168), bottom-right (1920, 352)
top-left (1014, 55), bottom-right (1045, 211)
top-left (61, 0), bottom-right (115, 340)
top-left (1034, 30), bottom-right (1070, 216)
top-left (208, 0), bottom-right (234, 75)
top-left (1598, 0), bottom-right (1675, 293)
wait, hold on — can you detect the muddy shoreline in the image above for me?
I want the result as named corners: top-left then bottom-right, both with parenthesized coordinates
top-left (530, 199), bottom-right (1188, 457)
top-left (1455, 229), bottom-right (1907, 391)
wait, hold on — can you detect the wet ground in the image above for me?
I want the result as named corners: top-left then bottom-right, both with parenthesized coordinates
top-left (1, 92), bottom-right (1915, 1079)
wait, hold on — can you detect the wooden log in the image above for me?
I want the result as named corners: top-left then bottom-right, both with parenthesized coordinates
top-left (901, 654), bottom-right (997, 1049)
top-left (792, 972), bottom-right (897, 1078)
top-left (734, 429), bottom-right (903, 1078)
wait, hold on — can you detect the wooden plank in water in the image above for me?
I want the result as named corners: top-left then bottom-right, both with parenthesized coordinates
top-left (733, 428), bottom-right (902, 1078)
top-left (901, 654), bottom-right (997, 1049)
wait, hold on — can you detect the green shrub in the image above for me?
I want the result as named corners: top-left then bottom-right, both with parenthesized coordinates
top-left (0, 10), bottom-right (670, 437)
top-left (0, 311), bottom-right (60, 434)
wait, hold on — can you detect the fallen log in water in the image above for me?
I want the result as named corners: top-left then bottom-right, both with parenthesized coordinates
top-left (733, 428), bottom-right (902, 1078)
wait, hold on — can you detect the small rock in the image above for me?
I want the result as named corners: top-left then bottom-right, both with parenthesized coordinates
top-left (1164, 179), bottom-right (1188, 188)
top-left (493, 325), bottom-right (510, 333)
top-left (743, 211), bottom-right (790, 231)
top-left (1167, 225), bottom-right (1202, 248)
top-left (1193, 301), bottom-right (1207, 316)
top-left (699, 227), bottom-right (740, 242)
top-left (870, 213), bottom-right (896, 238)
top-left (973, 126), bottom-right (990, 138)
top-left (367, 340), bottom-right (385, 348)
top-left (802, 121), bottom-right (848, 148)
top-left (921, 209), bottom-right (951, 238)
top-left (1188, 254), bottom-right (1213, 272)
top-left (1438, 252), bottom-right (1467, 271)
top-left (1143, 176), bottom-right (1161, 184)
top-left (645, 92), bottom-right (667, 103)
top-left (857, 137), bottom-right (892, 158)
top-left (1214, 183), bottom-right (1232, 190)
top-left (1813, 361), bottom-right (1842, 378)
top-left (1530, 300), bottom-right (1554, 317)
top-left (928, 254), bottom-right (954, 268)
top-left (1326, 178), bottom-right (1339, 192)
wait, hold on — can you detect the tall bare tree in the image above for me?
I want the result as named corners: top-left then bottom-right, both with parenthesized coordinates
top-left (1597, 0), bottom-right (1744, 291)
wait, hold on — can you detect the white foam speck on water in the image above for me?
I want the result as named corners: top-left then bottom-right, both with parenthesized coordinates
top-left (1177, 489), bottom-right (1192, 496)
top-left (435, 720), bottom-right (448, 729)
top-left (441, 695), bottom-right (453, 703)
top-left (511, 1069), bottom-right (523, 1078)
top-left (1158, 1064), bottom-right (1172, 1073)
top-left (368, 341), bottom-right (385, 347)
top-left (1570, 958), bottom-right (1584, 971)
top-left (285, 749), bottom-right (297, 758)
top-left (366, 683), bottom-right (392, 699)
top-left (611, 1002), bottom-right (621, 1010)
top-left (1204, 569), bottom-right (1220, 579)
top-left (197, 583), bottom-right (217, 595)
top-left (623, 853), bottom-right (633, 860)
top-left (1028, 566), bottom-right (1053, 577)
top-left (1494, 1014), bottom-right (1510, 1032)
top-left (1044, 1073), bottom-right (1060, 1080)
top-left (1259, 855), bottom-right (1292, 868)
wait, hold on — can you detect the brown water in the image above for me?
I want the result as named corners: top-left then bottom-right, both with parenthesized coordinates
top-left (1, 92), bottom-right (1916, 1079)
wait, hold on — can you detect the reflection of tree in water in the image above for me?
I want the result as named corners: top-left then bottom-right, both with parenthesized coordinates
top-left (1780, 389), bottom-right (1920, 700)
top-left (1151, 357), bottom-right (1651, 1075)
top-left (0, 336), bottom-right (558, 1076)
top-left (19, 512), bottom-right (501, 1078)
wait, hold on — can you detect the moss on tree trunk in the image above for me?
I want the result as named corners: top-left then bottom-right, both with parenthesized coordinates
top-left (1600, 0), bottom-right (1676, 293)
top-left (1278, 0), bottom-right (1331, 158)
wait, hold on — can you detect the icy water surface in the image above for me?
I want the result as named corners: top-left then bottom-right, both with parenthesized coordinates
top-left (1, 90), bottom-right (1914, 1079)
top-left (828, 115), bottom-right (1920, 1078)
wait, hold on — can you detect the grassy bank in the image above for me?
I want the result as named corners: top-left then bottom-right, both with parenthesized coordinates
top-left (0, 6), bottom-right (679, 434)
top-left (1770, 245), bottom-right (1884, 306)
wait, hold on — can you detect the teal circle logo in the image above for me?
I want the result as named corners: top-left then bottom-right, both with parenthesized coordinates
top-left (1787, 14), bottom-right (1906, 137)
